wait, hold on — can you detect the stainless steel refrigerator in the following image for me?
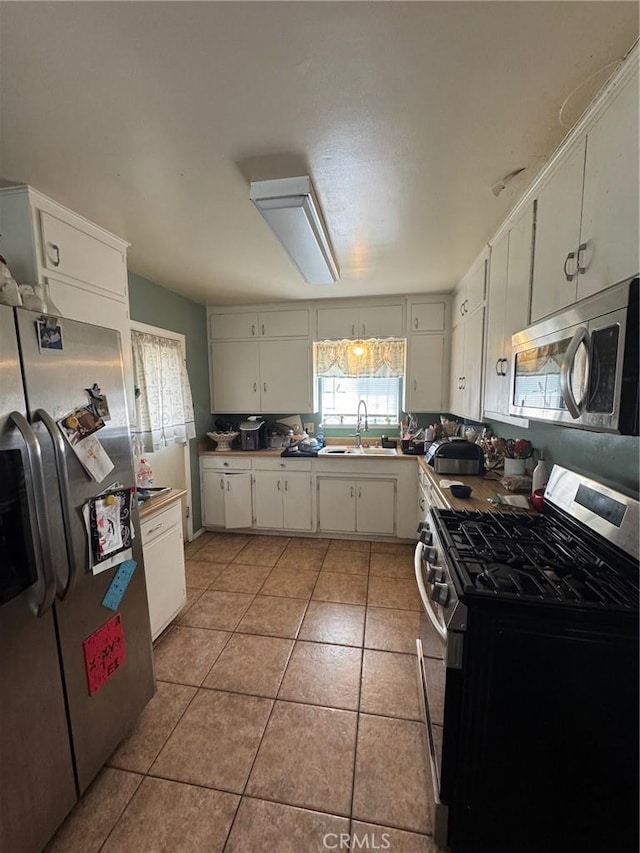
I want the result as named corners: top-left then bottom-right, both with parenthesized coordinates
top-left (0, 305), bottom-right (155, 852)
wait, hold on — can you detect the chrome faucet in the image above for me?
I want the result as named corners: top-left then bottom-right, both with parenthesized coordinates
top-left (355, 399), bottom-right (369, 448)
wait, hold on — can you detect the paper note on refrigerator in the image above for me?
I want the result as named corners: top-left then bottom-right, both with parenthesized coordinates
top-left (83, 612), bottom-right (126, 696)
top-left (72, 434), bottom-right (114, 482)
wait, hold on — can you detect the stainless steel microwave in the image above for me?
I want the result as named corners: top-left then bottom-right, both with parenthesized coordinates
top-left (510, 277), bottom-right (638, 434)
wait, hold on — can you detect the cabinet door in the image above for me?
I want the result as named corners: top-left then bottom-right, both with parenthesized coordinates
top-left (223, 472), bottom-right (253, 529)
top-left (356, 480), bottom-right (395, 535)
top-left (283, 472), bottom-right (313, 531)
top-left (531, 140), bottom-right (585, 322)
top-left (578, 70), bottom-right (639, 301)
top-left (253, 471), bottom-right (283, 529)
top-left (448, 324), bottom-right (464, 415)
top-left (501, 206), bottom-right (534, 415)
top-left (209, 312), bottom-right (258, 340)
top-left (465, 256), bottom-right (488, 316)
top-left (484, 232), bottom-right (509, 417)
top-left (202, 470), bottom-right (225, 527)
top-left (259, 338), bottom-right (312, 413)
top-left (143, 524), bottom-right (186, 640)
top-left (410, 302), bottom-right (445, 333)
top-left (463, 307), bottom-right (485, 421)
top-left (359, 304), bottom-right (404, 338)
top-left (39, 210), bottom-right (127, 298)
top-left (258, 309), bottom-right (309, 338)
top-left (47, 275), bottom-right (136, 421)
top-left (317, 306), bottom-right (359, 339)
top-left (210, 341), bottom-right (260, 412)
top-left (405, 334), bottom-right (445, 412)
top-left (318, 479), bottom-right (356, 533)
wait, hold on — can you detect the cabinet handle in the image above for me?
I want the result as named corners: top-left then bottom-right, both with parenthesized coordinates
top-left (495, 358), bottom-right (502, 376)
top-left (457, 377), bottom-right (462, 390)
top-left (459, 303), bottom-right (465, 316)
top-left (263, 382), bottom-right (267, 393)
top-left (577, 242), bottom-right (588, 275)
top-left (48, 242), bottom-right (61, 267)
top-left (358, 487), bottom-right (362, 499)
top-left (261, 323), bottom-right (265, 336)
top-left (277, 480), bottom-right (281, 491)
top-left (280, 462), bottom-right (285, 468)
top-left (563, 250), bottom-right (577, 282)
top-left (147, 523), bottom-right (163, 535)
top-left (226, 480), bottom-right (231, 491)
top-left (253, 382), bottom-right (257, 393)
top-left (465, 299), bottom-right (469, 314)
top-left (223, 461), bottom-right (229, 467)
top-left (284, 480), bottom-right (288, 491)
top-left (462, 376), bottom-right (466, 390)
top-left (501, 358), bottom-right (509, 376)
top-left (414, 317), bottom-right (419, 329)
top-left (251, 324), bottom-right (256, 336)
top-left (350, 486), bottom-right (355, 498)
top-left (413, 379), bottom-right (417, 391)
top-left (220, 478), bottom-right (224, 490)
top-left (362, 323), bottom-right (366, 336)
top-left (419, 497), bottom-right (425, 511)
top-left (351, 324), bottom-right (356, 336)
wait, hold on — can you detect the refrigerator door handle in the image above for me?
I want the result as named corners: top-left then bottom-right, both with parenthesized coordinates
top-left (9, 411), bottom-right (57, 616)
top-left (34, 408), bottom-right (78, 598)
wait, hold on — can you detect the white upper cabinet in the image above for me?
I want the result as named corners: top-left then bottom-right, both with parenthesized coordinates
top-left (409, 302), bottom-right (445, 332)
top-left (453, 253), bottom-right (487, 325)
top-left (39, 211), bottom-right (126, 298)
top-left (530, 141), bottom-right (586, 322)
top-left (483, 206), bottom-right (533, 425)
top-left (578, 69), bottom-right (639, 301)
top-left (316, 303), bottom-right (404, 339)
top-left (405, 334), bottom-right (445, 413)
top-left (210, 338), bottom-right (314, 414)
top-left (531, 64), bottom-right (639, 322)
top-left (209, 308), bottom-right (309, 340)
top-left (449, 308), bottom-right (484, 422)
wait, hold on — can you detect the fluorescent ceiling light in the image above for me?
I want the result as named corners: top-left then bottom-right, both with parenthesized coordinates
top-left (250, 176), bottom-right (339, 285)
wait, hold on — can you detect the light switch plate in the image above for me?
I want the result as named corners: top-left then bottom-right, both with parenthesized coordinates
top-left (304, 422), bottom-right (315, 435)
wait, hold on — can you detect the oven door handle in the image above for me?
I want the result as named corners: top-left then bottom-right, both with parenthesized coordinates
top-left (414, 543), bottom-right (447, 643)
top-left (559, 326), bottom-right (590, 419)
top-left (416, 638), bottom-right (449, 846)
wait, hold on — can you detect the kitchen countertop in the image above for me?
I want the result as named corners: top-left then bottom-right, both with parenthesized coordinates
top-left (418, 457), bottom-right (533, 513)
top-left (138, 488), bottom-right (187, 520)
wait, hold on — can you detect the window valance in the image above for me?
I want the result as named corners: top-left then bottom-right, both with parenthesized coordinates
top-left (315, 339), bottom-right (406, 378)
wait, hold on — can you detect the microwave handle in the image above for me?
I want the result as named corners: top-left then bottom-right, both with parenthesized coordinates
top-left (559, 326), bottom-right (590, 419)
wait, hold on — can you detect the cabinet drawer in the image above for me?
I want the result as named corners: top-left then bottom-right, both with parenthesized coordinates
top-left (40, 211), bottom-right (126, 297)
top-left (253, 457), bottom-right (313, 471)
top-left (141, 502), bottom-right (182, 546)
top-left (200, 455), bottom-right (253, 471)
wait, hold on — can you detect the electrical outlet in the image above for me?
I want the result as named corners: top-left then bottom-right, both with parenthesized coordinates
top-left (304, 422), bottom-right (315, 435)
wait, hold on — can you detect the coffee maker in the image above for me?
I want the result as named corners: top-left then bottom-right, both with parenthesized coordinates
top-left (239, 420), bottom-right (267, 450)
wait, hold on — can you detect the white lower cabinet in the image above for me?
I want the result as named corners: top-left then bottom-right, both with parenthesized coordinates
top-left (317, 478), bottom-right (395, 536)
top-left (253, 470), bottom-right (313, 531)
top-left (201, 459), bottom-right (253, 529)
top-left (141, 502), bottom-right (186, 641)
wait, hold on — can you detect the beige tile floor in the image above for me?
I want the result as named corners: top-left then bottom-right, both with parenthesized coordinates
top-left (46, 533), bottom-right (437, 853)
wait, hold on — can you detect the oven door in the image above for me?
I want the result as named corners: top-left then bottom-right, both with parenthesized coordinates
top-left (414, 541), bottom-right (449, 846)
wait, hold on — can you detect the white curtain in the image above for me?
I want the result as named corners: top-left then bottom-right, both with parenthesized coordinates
top-left (315, 339), bottom-right (406, 378)
top-left (132, 330), bottom-right (196, 452)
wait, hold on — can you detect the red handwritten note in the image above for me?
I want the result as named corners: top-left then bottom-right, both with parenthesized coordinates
top-left (83, 612), bottom-right (126, 696)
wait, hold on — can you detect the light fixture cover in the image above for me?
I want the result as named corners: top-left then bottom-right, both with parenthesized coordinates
top-left (250, 176), bottom-right (339, 285)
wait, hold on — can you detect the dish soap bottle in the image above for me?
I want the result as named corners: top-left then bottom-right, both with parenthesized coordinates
top-left (137, 457), bottom-right (154, 488)
top-left (531, 450), bottom-right (550, 493)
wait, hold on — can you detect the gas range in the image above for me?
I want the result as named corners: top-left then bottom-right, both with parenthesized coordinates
top-left (431, 508), bottom-right (638, 611)
top-left (414, 466), bottom-right (639, 853)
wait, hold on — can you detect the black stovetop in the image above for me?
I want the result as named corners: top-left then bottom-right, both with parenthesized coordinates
top-left (432, 508), bottom-right (639, 611)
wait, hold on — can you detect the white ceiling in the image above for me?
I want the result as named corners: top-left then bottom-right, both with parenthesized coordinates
top-left (1, 2), bottom-right (637, 306)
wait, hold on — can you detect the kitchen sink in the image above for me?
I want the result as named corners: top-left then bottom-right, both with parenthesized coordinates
top-left (317, 445), bottom-right (398, 456)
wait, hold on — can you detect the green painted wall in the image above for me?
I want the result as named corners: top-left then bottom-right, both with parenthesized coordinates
top-left (486, 418), bottom-right (639, 494)
top-left (128, 272), bottom-right (212, 530)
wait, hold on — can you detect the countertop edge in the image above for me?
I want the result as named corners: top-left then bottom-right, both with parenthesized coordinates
top-left (138, 488), bottom-right (187, 520)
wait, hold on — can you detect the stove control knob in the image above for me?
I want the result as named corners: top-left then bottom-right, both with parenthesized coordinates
top-left (423, 546), bottom-right (439, 565)
top-left (427, 566), bottom-right (444, 584)
top-left (419, 529), bottom-right (433, 546)
top-left (432, 582), bottom-right (450, 606)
